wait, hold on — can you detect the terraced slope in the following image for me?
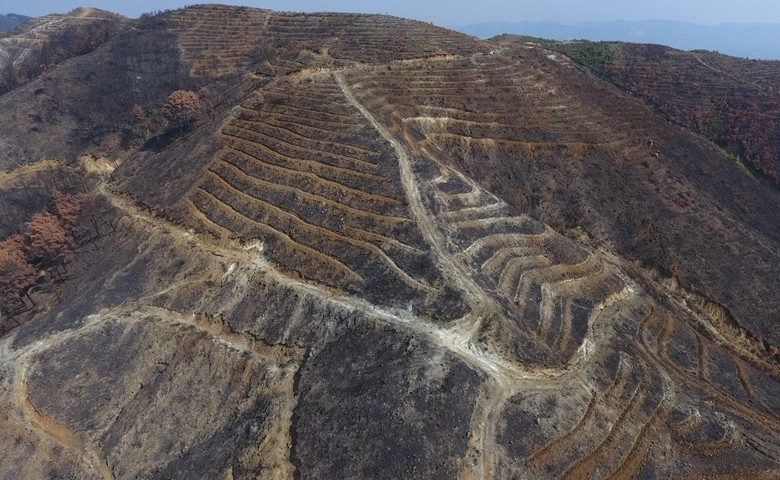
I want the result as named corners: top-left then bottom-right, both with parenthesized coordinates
top-left (1, 5), bottom-right (779, 479)
top-left (499, 292), bottom-right (780, 479)
top-left (166, 5), bottom-right (272, 77)
top-left (181, 73), bottom-right (454, 311)
top-left (166, 4), bottom-right (482, 78)
top-left (339, 47), bottom-right (780, 348)
top-left (171, 51), bottom-right (779, 476)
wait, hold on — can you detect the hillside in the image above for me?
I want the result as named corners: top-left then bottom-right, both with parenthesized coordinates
top-left (0, 5), bottom-right (778, 479)
top-left (0, 8), bottom-right (123, 96)
top-left (531, 39), bottom-right (780, 187)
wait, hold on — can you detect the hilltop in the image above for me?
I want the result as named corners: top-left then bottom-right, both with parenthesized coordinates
top-left (0, 5), bottom-right (778, 479)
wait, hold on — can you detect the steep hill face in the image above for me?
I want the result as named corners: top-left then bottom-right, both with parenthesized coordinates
top-left (544, 40), bottom-right (780, 186)
top-left (0, 5), bottom-right (779, 479)
top-left (0, 8), bottom-right (123, 94)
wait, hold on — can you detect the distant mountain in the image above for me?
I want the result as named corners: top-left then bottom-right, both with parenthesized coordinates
top-left (0, 13), bottom-right (31, 32)
top-left (455, 20), bottom-right (780, 59)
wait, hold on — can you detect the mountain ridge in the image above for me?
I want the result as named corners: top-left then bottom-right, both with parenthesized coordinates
top-left (0, 13), bottom-right (32, 32)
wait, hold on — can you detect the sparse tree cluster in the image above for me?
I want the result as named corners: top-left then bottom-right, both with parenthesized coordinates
top-left (129, 86), bottom-right (218, 143)
top-left (0, 190), bottom-right (112, 317)
top-left (131, 104), bottom-right (148, 130)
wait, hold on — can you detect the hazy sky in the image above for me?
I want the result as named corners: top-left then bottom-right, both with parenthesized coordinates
top-left (4, 1), bottom-right (780, 26)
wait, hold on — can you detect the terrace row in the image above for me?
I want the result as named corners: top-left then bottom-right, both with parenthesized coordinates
top-left (429, 174), bottom-right (626, 359)
top-left (184, 74), bottom-right (444, 302)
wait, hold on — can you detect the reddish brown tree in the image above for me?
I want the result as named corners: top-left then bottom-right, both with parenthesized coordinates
top-left (196, 86), bottom-right (216, 117)
top-left (0, 236), bottom-right (36, 310)
top-left (162, 90), bottom-right (201, 130)
top-left (131, 104), bottom-right (146, 123)
top-left (196, 86), bottom-right (211, 100)
top-left (53, 190), bottom-right (85, 234)
top-left (25, 212), bottom-right (76, 268)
